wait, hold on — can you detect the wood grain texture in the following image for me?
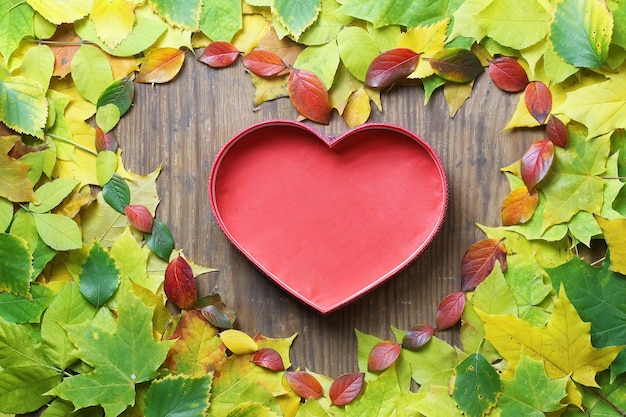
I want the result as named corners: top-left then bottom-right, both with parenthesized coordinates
top-left (117, 55), bottom-right (543, 376)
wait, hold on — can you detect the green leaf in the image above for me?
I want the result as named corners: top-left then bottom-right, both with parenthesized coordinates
top-left (294, 399), bottom-right (330, 417)
top-left (9, 209), bottom-right (38, 252)
top-left (0, 233), bottom-right (33, 297)
top-left (51, 280), bottom-right (174, 416)
top-left (71, 45), bottom-right (114, 104)
top-left (95, 103), bottom-right (121, 134)
top-left (97, 77), bottom-right (134, 117)
top-left (149, 0), bottom-right (202, 30)
top-left (79, 242), bottom-right (120, 308)
top-left (612, 3), bottom-right (626, 49)
top-left (337, 26), bottom-right (380, 82)
top-left (0, 76), bottom-right (47, 138)
top-left (226, 402), bottom-right (281, 417)
top-left (21, 44), bottom-right (55, 90)
top-left (199, 0), bottom-right (242, 42)
top-left (345, 366), bottom-right (402, 416)
top-left (548, 0), bottom-right (613, 68)
top-left (110, 227), bottom-right (152, 291)
top-left (294, 41), bottom-right (340, 89)
top-left (299, 0), bottom-right (354, 46)
top-left (0, 283), bottom-right (55, 324)
top-left (96, 150), bottom-right (118, 186)
top-left (26, 0), bottom-right (91, 24)
top-left (496, 352), bottom-right (567, 416)
top-left (31, 236), bottom-right (56, 278)
top-left (33, 212), bottom-right (82, 251)
top-left (274, 0), bottom-right (320, 40)
top-left (452, 353), bottom-right (502, 417)
top-left (0, 0), bottom-right (34, 64)
top-left (29, 178), bottom-right (80, 214)
top-left (0, 364), bottom-right (61, 414)
top-left (0, 197), bottom-right (11, 232)
top-left (146, 219), bottom-right (175, 261)
top-left (144, 373), bottom-right (213, 417)
top-left (102, 173), bottom-right (131, 213)
top-left (41, 281), bottom-right (97, 370)
top-left (337, 0), bottom-right (456, 28)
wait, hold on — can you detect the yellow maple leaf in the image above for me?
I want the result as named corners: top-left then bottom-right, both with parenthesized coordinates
top-left (396, 18), bottom-right (449, 79)
top-left (479, 285), bottom-right (624, 388)
top-left (91, 0), bottom-right (136, 49)
top-left (594, 215), bottom-right (626, 275)
top-left (444, 80), bottom-right (474, 117)
top-left (232, 14), bottom-right (270, 54)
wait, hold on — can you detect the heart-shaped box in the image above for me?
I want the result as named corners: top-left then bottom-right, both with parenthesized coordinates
top-left (209, 120), bottom-right (447, 313)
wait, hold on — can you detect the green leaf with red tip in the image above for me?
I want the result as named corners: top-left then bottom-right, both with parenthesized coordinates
top-left (429, 48), bottom-right (483, 83)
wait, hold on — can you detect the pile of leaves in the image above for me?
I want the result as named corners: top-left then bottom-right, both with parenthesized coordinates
top-left (2, 0), bottom-right (626, 415)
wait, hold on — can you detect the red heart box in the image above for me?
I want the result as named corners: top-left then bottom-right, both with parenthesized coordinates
top-left (209, 121), bottom-right (447, 313)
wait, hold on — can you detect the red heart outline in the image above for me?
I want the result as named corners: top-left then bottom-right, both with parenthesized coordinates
top-left (209, 120), bottom-right (447, 313)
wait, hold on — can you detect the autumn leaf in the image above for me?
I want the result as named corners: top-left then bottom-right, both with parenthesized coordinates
top-left (251, 347), bottom-right (285, 371)
top-left (428, 48), bottom-right (483, 83)
top-left (124, 204), bottom-right (154, 233)
top-left (336, 26), bottom-right (380, 82)
top-left (242, 50), bottom-right (287, 77)
top-left (367, 340), bottom-right (401, 371)
top-left (0, 136), bottom-right (36, 202)
top-left (546, 114), bottom-right (568, 147)
top-left (148, 0), bottom-right (202, 30)
top-left (220, 329), bottom-right (259, 355)
top-left (592, 216), bottom-right (626, 275)
top-left (273, 0), bottom-right (321, 40)
top-left (521, 139), bottom-right (554, 192)
top-left (285, 371), bottom-right (324, 399)
top-left (343, 87), bottom-right (371, 128)
top-left (27, 0), bottom-right (91, 24)
top-left (164, 256), bottom-right (197, 310)
top-left (0, 76), bottom-right (47, 139)
top-left (402, 324), bottom-right (434, 351)
top-left (344, 366), bottom-right (402, 416)
top-left (436, 291), bottom-right (466, 330)
top-left (90, 0), bottom-right (135, 49)
top-left (198, 41), bottom-right (240, 68)
top-left (396, 19), bottom-right (448, 79)
top-left (502, 186), bottom-right (539, 226)
top-left (329, 372), bottom-right (364, 406)
top-left (0, 233), bottom-right (33, 298)
top-left (288, 68), bottom-right (331, 124)
top-left (524, 81), bottom-right (552, 124)
top-left (364, 48), bottom-right (420, 88)
top-left (488, 56), bottom-right (529, 93)
top-left (137, 47), bottom-right (185, 84)
top-left (460, 238), bottom-right (507, 291)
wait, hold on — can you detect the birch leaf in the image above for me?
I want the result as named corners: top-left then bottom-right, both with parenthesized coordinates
top-left (26, 0), bottom-right (91, 24)
top-left (148, 0), bottom-right (202, 31)
top-left (0, 76), bottom-right (47, 139)
top-left (0, 0), bottom-right (34, 63)
top-left (91, 0), bottom-right (135, 49)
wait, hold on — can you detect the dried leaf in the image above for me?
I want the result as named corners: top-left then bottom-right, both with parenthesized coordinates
top-left (242, 50), bottom-right (287, 77)
top-left (502, 186), bottom-right (539, 226)
top-left (367, 340), bottom-right (401, 371)
top-left (488, 56), bottom-right (529, 92)
top-left (124, 204), bottom-right (154, 233)
top-left (429, 48), bottom-right (483, 83)
top-left (137, 47), bottom-right (185, 84)
top-left (546, 114), bottom-right (568, 147)
top-left (524, 81), bottom-right (552, 124)
top-left (219, 329), bottom-right (258, 355)
top-left (364, 48), bottom-right (420, 88)
top-left (521, 139), bottom-right (554, 192)
top-left (401, 324), bottom-right (435, 350)
top-left (436, 291), bottom-right (466, 330)
top-left (288, 68), bottom-right (331, 124)
top-left (461, 238), bottom-right (507, 292)
top-left (329, 372), bottom-right (365, 406)
top-left (198, 41), bottom-right (240, 68)
top-left (285, 371), bottom-right (324, 400)
top-left (250, 347), bottom-right (285, 371)
top-left (164, 256), bottom-right (197, 310)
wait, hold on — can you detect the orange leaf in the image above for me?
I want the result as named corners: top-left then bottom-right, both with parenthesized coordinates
top-left (436, 291), bottom-right (466, 330)
top-left (524, 81), bottom-right (552, 124)
top-left (367, 340), bottom-right (401, 371)
top-left (285, 371), bottom-right (324, 399)
top-left (488, 56), bottom-right (529, 93)
top-left (364, 48), bottom-right (420, 88)
top-left (198, 41), bottom-right (240, 68)
top-left (501, 186), bottom-right (539, 226)
top-left (329, 373), bottom-right (365, 406)
top-left (242, 50), bottom-right (287, 77)
top-left (521, 139), bottom-right (554, 192)
top-left (288, 68), bottom-right (331, 124)
top-left (460, 238), bottom-right (507, 292)
top-left (48, 24), bottom-right (82, 78)
top-left (137, 48), bottom-right (185, 84)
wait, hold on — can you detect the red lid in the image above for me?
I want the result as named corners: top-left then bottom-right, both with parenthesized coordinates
top-left (209, 120), bottom-right (447, 313)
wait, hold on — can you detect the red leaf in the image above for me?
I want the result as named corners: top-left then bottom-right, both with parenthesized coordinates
top-left (364, 48), bottom-right (420, 88)
top-left (288, 68), bottom-right (331, 124)
top-left (524, 81), bottom-right (552, 124)
top-left (546, 114), bottom-right (568, 147)
top-left (164, 256), bottom-right (198, 310)
top-left (8, 140), bottom-right (48, 159)
top-left (285, 371), bottom-right (324, 399)
top-left (428, 48), bottom-right (484, 83)
top-left (460, 238), bottom-right (507, 292)
top-left (367, 340), bottom-right (401, 372)
top-left (95, 126), bottom-right (119, 152)
top-left (501, 186), bottom-right (539, 226)
top-left (329, 372), bottom-right (365, 406)
top-left (488, 56), bottom-right (529, 92)
top-left (436, 291), bottom-right (466, 330)
top-left (250, 347), bottom-right (285, 371)
top-left (198, 41), bottom-right (240, 68)
top-left (242, 50), bottom-right (287, 77)
top-left (521, 139), bottom-right (554, 192)
top-left (124, 204), bottom-right (154, 233)
top-left (402, 324), bottom-right (435, 351)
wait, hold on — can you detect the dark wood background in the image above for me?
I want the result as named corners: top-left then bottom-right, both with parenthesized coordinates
top-left (118, 55), bottom-right (542, 377)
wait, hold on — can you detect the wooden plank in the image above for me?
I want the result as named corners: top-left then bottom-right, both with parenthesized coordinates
top-left (117, 57), bottom-right (543, 376)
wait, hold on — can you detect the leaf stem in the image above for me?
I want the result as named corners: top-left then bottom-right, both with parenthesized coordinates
top-left (47, 134), bottom-right (98, 156)
top-left (30, 39), bottom-right (92, 46)
top-left (590, 256), bottom-right (606, 267)
top-left (590, 387), bottom-right (626, 416)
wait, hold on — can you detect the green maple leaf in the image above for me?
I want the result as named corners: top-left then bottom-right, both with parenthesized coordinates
top-left (574, 371), bottom-right (626, 416)
top-left (539, 124), bottom-right (609, 232)
top-left (496, 352), bottom-right (567, 416)
top-left (50, 280), bottom-right (173, 416)
top-left (452, 353), bottom-right (502, 417)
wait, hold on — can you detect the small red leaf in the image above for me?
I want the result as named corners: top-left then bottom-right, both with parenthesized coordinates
top-left (524, 81), bottom-right (552, 124)
top-left (285, 371), bottom-right (324, 399)
top-left (488, 56), bottom-right (529, 92)
top-left (329, 372), bottom-right (365, 406)
top-left (546, 114), bottom-right (568, 147)
top-left (251, 347), bottom-right (285, 371)
top-left (288, 68), bottom-right (331, 124)
top-left (242, 49), bottom-right (287, 77)
top-left (429, 48), bottom-right (484, 83)
top-left (402, 324), bottom-right (435, 350)
top-left (501, 186), bottom-right (539, 226)
top-left (521, 139), bottom-right (554, 192)
top-left (367, 340), bottom-right (401, 372)
top-left (436, 291), bottom-right (466, 330)
top-left (164, 256), bottom-right (198, 310)
top-left (364, 48), bottom-right (420, 88)
top-left (460, 238), bottom-right (507, 292)
top-left (124, 204), bottom-right (154, 233)
top-left (95, 126), bottom-right (119, 152)
top-left (199, 41), bottom-right (240, 68)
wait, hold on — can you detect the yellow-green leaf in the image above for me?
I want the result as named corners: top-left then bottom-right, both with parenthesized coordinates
top-left (96, 150), bottom-right (118, 186)
top-left (594, 215), bottom-right (626, 275)
top-left (148, 0), bottom-right (202, 31)
top-left (0, 233), bottom-right (33, 297)
top-left (21, 45), bottom-right (55, 91)
top-left (0, 136), bottom-right (36, 203)
top-left (0, 76), bottom-right (47, 138)
top-left (294, 41), bottom-right (340, 89)
top-left (336, 26), bottom-right (379, 82)
top-left (219, 329), bottom-right (259, 355)
top-left (199, 0), bottom-right (242, 42)
top-left (71, 45), bottom-right (114, 104)
top-left (95, 103), bottom-right (121, 133)
top-left (90, 0), bottom-right (136, 49)
top-left (26, 0), bottom-right (92, 24)
top-left (0, 0), bottom-right (35, 64)
top-left (33, 213), bottom-right (81, 251)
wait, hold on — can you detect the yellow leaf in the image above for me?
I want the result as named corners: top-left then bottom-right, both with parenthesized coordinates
top-left (594, 215), bottom-right (626, 275)
top-left (343, 87), bottom-right (371, 128)
top-left (329, 65), bottom-right (361, 115)
top-left (505, 94), bottom-right (541, 130)
top-left (219, 329), bottom-right (259, 355)
top-left (232, 13), bottom-right (270, 54)
top-left (152, 27), bottom-right (193, 51)
top-left (480, 285), bottom-right (624, 388)
top-left (137, 48), bottom-right (185, 84)
top-left (27, 0), bottom-right (92, 24)
top-left (249, 72), bottom-right (289, 107)
top-left (91, 0), bottom-right (136, 49)
top-left (444, 80), bottom-right (474, 117)
top-left (397, 18), bottom-right (449, 79)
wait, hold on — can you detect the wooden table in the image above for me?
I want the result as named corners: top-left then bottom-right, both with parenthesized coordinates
top-left (118, 56), bottom-right (543, 377)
